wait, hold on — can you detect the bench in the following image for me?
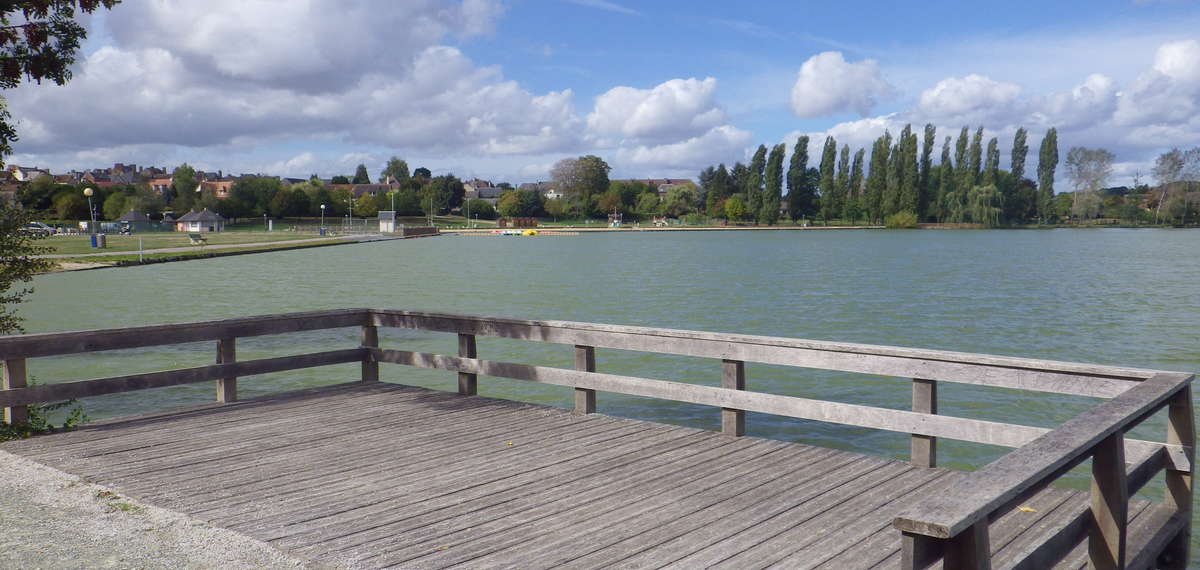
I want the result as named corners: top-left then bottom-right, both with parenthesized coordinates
top-left (187, 233), bottom-right (208, 245)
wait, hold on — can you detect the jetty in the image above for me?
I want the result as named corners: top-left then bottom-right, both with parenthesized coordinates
top-left (1, 308), bottom-right (1193, 569)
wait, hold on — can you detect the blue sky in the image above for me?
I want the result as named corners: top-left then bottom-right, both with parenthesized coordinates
top-left (7, 0), bottom-right (1200, 185)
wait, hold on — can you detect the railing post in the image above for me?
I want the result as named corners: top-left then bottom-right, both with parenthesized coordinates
top-left (1160, 386), bottom-right (1194, 570)
top-left (902, 522), bottom-right (990, 570)
top-left (361, 325), bottom-right (379, 383)
top-left (721, 359), bottom-right (745, 436)
top-left (458, 333), bottom-right (477, 396)
top-left (911, 378), bottom-right (937, 467)
top-left (2, 358), bottom-right (28, 424)
top-left (574, 345), bottom-right (595, 414)
top-left (216, 338), bottom-right (236, 403)
top-left (1089, 431), bottom-right (1128, 570)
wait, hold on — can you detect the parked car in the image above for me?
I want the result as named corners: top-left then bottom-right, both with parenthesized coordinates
top-left (20, 221), bottom-right (54, 237)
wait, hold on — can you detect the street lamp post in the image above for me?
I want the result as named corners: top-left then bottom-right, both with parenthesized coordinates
top-left (320, 203), bottom-right (326, 235)
top-left (83, 187), bottom-right (96, 233)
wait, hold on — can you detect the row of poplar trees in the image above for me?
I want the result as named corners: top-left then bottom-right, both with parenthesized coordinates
top-left (698, 125), bottom-right (1062, 226)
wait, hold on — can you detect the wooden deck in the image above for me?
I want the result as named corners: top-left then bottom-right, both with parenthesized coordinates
top-left (0, 381), bottom-right (1171, 569)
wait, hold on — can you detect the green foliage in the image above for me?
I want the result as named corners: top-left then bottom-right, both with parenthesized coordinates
top-left (1037, 127), bottom-right (1059, 221)
top-left (169, 163), bottom-right (198, 212)
top-left (787, 136), bottom-right (816, 220)
top-left (723, 194), bottom-right (747, 221)
top-left (834, 144), bottom-right (850, 215)
top-left (897, 124), bottom-right (919, 216)
top-left (636, 192), bottom-right (662, 217)
top-left (381, 156), bottom-right (410, 183)
top-left (760, 143), bottom-right (785, 224)
top-left (412, 167), bottom-right (432, 180)
top-left (968, 126), bottom-right (984, 186)
top-left (543, 197), bottom-right (568, 219)
top-left (0, 380), bottom-right (89, 442)
top-left (864, 131), bottom-right (891, 223)
top-left (664, 184), bottom-right (699, 218)
top-left (968, 184), bottom-right (1003, 227)
top-left (552, 155), bottom-right (611, 200)
top-left (330, 175), bottom-right (351, 184)
top-left (496, 189), bottom-right (543, 218)
top-left (465, 198), bottom-right (496, 220)
top-left (1011, 127), bottom-right (1028, 182)
top-left (846, 148), bottom-right (865, 222)
top-left (354, 193), bottom-right (377, 217)
top-left (0, 204), bottom-right (53, 333)
top-left (817, 137), bottom-right (838, 221)
top-left (883, 210), bottom-right (918, 228)
top-left (745, 145), bottom-right (767, 220)
top-left (918, 124), bottom-right (936, 219)
top-left (983, 137), bottom-right (1000, 186)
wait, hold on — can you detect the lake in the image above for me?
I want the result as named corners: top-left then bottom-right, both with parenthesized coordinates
top-left (19, 228), bottom-right (1200, 541)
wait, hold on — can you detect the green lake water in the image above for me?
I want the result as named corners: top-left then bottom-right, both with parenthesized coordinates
top-left (19, 228), bottom-right (1200, 550)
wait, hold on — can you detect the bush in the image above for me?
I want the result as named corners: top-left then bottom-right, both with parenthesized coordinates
top-left (884, 210), bottom-right (919, 229)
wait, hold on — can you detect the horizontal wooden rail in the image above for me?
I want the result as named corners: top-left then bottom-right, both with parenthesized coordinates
top-left (0, 308), bottom-right (372, 359)
top-left (893, 372), bottom-right (1193, 540)
top-left (370, 310), bottom-right (1153, 397)
top-left (0, 349), bottom-right (365, 407)
top-left (371, 348), bottom-right (1184, 467)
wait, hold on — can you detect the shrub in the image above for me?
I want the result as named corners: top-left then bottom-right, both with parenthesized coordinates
top-left (884, 210), bottom-right (919, 229)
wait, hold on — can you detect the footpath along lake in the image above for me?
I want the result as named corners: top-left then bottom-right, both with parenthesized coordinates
top-left (20, 228), bottom-right (1200, 547)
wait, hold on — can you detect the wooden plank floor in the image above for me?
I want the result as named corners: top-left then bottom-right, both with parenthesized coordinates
top-left (2, 382), bottom-right (1151, 569)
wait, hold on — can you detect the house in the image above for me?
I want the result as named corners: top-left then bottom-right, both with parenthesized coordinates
top-left (7, 165), bottom-right (50, 182)
top-left (116, 210), bottom-right (153, 233)
top-left (175, 208), bottom-right (226, 232)
top-left (518, 181), bottom-right (561, 200)
top-left (147, 176), bottom-right (173, 195)
top-left (201, 178), bottom-right (235, 199)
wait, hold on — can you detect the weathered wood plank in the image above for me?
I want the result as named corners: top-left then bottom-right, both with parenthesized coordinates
top-left (2, 357), bottom-right (27, 424)
top-left (1088, 431), bottom-right (1128, 570)
top-left (912, 378), bottom-right (937, 468)
top-left (0, 308), bottom-right (371, 359)
top-left (1162, 385), bottom-right (1194, 570)
top-left (457, 333), bottom-right (476, 395)
top-left (573, 345), bottom-right (595, 415)
top-left (894, 372), bottom-right (1191, 540)
top-left (0, 349), bottom-right (366, 408)
top-left (360, 325), bottom-right (378, 382)
top-left (216, 337), bottom-right (236, 403)
top-left (721, 359), bottom-right (745, 436)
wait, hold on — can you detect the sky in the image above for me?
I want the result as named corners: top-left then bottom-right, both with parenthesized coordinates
top-left (5, 0), bottom-right (1200, 185)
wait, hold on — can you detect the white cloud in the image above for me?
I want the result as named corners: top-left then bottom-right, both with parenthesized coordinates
top-left (917, 74), bottom-right (1023, 123)
top-left (1151, 39), bottom-right (1200, 83)
top-left (1032, 74), bottom-right (1117, 128)
top-left (564, 0), bottom-right (639, 16)
top-left (587, 77), bottom-right (725, 143)
top-left (1114, 39), bottom-right (1200, 126)
top-left (789, 51), bottom-right (893, 118)
top-left (615, 125), bottom-right (752, 174)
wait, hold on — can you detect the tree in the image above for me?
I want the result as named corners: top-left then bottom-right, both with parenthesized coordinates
top-left (664, 184), bottom-right (699, 218)
top-left (413, 167), bottom-right (431, 180)
top-left (817, 136), bottom-right (838, 221)
top-left (421, 174), bottom-right (464, 215)
top-left (787, 136), bottom-right (816, 220)
top-left (496, 190), bottom-right (520, 218)
top-left (983, 137), bottom-right (1000, 186)
top-left (1011, 127), bottom-right (1028, 182)
top-left (354, 193), bottom-right (378, 218)
top-left (551, 155), bottom-right (611, 203)
top-left (352, 164), bottom-right (371, 184)
top-left (465, 198), bottom-right (496, 220)
top-left (864, 132), bottom-right (891, 223)
top-left (745, 145), bottom-right (767, 222)
top-left (834, 144), bottom-right (850, 217)
top-left (898, 125), bottom-right (919, 215)
top-left (723, 195), bottom-right (747, 221)
top-left (968, 126), bottom-right (984, 186)
top-left (380, 156), bottom-right (410, 184)
top-left (883, 140), bottom-right (901, 217)
top-left (636, 192), bottom-right (662, 217)
top-left (847, 148), bottom-right (865, 222)
top-left (759, 144), bottom-right (785, 224)
top-left (1037, 127), bottom-right (1059, 222)
top-left (102, 191), bottom-right (126, 220)
top-left (1153, 148), bottom-right (1185, 223)
top-left (935, 136), bottom-right (953, 222)
top-left (0, 203), bottom-right (53, 333)
top-left (169, 163), bottom-right (198, 212)
top-left (919, 124), bottom-right (936, 220)
top-left (1064, 146), bottom-right (1114, 220)
top-left (969, 184), bottom-right (1002, 227)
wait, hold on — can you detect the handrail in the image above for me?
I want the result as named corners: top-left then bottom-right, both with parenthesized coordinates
top-left (893, 372), bottom-right (1192, 540)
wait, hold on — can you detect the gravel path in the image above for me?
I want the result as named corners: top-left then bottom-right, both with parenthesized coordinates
top-left (0, 450), bottom-right (328, 569)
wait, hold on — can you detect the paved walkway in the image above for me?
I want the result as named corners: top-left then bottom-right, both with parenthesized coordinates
top-left (37, 235), bottom-right (396, 259)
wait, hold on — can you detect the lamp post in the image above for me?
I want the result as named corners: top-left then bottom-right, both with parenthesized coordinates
top-left (320, 203), bottom-right (326, 235)
top-left (82, 187), bottom-right (96, 233)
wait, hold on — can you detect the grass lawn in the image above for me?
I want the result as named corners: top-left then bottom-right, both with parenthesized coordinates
top-left (42, 231), bottom-right (330, 255)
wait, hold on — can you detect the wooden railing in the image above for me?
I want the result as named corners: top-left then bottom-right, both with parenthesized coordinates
top-left (0, 308), bottom-right (1193, 569)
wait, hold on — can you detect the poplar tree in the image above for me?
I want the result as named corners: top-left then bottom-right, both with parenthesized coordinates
top-left (846, 148), bottom-right (865, 222)
top-left (1011, 127), bottom-right (1028, 182)
top-left (936, 136), bottom-right (953, 222)
top-left (899, 126), bottom-right (920, 214)
top-left (818, 136), bottom-right (839, 221)
top-left (968, 127), bottom-right (984, 186)
top-left (835, 145), bottom-right (850, 203)
top-left (787, 136), bottom-right (815, 220)
top-left (760, 143), bottom-right (785, 224)
top-left (1037, 128), bottom-right (1059, 222)
top-left (884, 141), bottom-right (902, 217)
top-left (865, 132), bottom-right (891, 223)
top-left (746, 145), bottom-right (767, 221)
top-left (983, 137), bottom-right (1000, 185)
top-left (954, 127), bottom-right (970, 199)
top-left (919, 124), bottom-right (936, 220)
